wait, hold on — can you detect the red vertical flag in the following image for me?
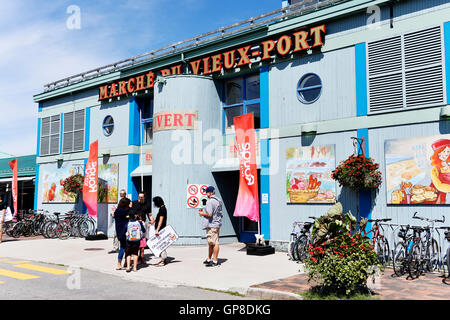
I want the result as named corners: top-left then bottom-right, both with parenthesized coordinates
top-left (83, 141), bottom-right (98, 217)
top-left (233, 113), bottom-right (259, 222)
top-left (8, 159), bottom-right (18, 216)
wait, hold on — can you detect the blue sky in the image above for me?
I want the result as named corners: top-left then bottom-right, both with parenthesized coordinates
top-left (0, 0), bottom-right (281, 156)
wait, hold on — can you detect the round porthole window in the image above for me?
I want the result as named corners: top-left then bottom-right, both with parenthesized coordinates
top-left (102, 115), bottom-right (114, 136)
top-left (297, 73), bottom-right (322, 104)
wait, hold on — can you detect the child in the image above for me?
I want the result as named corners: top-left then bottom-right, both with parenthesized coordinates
top-left (125, 212), bottom-right (146, 272)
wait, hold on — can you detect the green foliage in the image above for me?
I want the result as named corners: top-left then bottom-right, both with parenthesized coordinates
top-left (331, 155), bottom-right (382, 192)
top-left (305, 202), bottom-right (383, 296)
top-left (62, 174), bottom-right (84, 194)
top-left (312, 202), bottom-right (356, 243)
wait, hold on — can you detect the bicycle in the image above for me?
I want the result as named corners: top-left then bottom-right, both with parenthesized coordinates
top-left (437, 227), bottom-right (450, 282)
top-left (411, 212), bottom-right (445, 273)
top-left (364, 218), bottom-right (392, 266)
top-left (392, 224), bottom-right (414, 277)
top-left (288, 216), bottom-right (316, 262)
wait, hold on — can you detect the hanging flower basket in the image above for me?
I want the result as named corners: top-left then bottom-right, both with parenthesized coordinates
top-left (62, 174), bottom-right (84, 195)
top-left (331, 155), bottom-right (382, 192)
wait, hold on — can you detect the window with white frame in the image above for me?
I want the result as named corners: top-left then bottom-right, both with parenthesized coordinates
top-left (63, 110), bottom-right (85, 153)
top-left (223, 74), bottom-right (260, 134)
top-left (40, 115), bottom-right (60, 156)
top-left (367, 26), bottom-right (445, 113)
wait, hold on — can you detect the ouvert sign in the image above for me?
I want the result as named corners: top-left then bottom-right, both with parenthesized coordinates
top-left (98, 24), bottom-right (326, 101)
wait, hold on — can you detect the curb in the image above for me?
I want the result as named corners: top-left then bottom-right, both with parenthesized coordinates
top-left (229, 287), bottom-right (303, 300)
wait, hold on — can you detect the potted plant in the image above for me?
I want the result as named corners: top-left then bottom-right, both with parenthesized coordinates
top-left (331, 154), bottom-right (382, 192)
top-left (62, 173), bottom-right (84, 202)
top-left (304, 202), bottom-right (383, 296)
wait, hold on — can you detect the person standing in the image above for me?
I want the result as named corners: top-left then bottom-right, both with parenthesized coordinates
top-left (0, 195), bottom-right (6, 243)
top-left (152, 196), bottom-right (168, 267)
top-left (131, 192), bottom-right (153, 264)
top-left (125, 212), bottom-right (146, 272)
top-left (109, 189), bottom-right (127, 254)
top-left (198, 186), bottom-right (223, 267)
top-left (114, 197), bottom-right (131, 270)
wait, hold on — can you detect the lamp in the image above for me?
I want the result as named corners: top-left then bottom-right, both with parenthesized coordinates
top-left (301, 123), bottom-right (317, 135)
top-left (440, 105), bottom-right (450, 119)
top-left (156, 76), bottom-right (167, 85)
top-left (56, 155), bottom-right (64, 168)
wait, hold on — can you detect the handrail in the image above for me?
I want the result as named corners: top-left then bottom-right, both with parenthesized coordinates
top-left (42, 0), bottom-right (350, 92)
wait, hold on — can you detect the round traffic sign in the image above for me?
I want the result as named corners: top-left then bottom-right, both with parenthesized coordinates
top-left (187, 195), bottom-right (199, 208)
top-left (200, 185), bottom-right (208, 195)
top-left (188, 185), bottom-right (198, 196)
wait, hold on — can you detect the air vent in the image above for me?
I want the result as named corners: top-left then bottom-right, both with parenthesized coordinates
top-left (367, 26), bottom-right (444, 113)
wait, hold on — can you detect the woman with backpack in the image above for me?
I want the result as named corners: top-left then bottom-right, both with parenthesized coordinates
top-left (114, 197), bottom-right (131, 270)
top-left (125, 212), bottom-right (146, 272)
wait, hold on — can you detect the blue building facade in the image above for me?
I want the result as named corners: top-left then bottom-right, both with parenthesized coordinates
top-left (33, 0), bottom-right (450, 248)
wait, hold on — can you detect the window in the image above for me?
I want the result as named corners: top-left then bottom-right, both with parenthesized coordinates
top-left (102, 116), bottom-right (114, 136)
top-left (137, 97), bottom-right (153, 144)
top-left (40, 115), bottom-right (60, 156)
top-left (367, 26), bottom-right (444, 113)
top-left (223, 74), bottom-right (260, 133)
top-left (63, 110), bottom-right (85, 153)
top-left (297, 73), bottom-right (322, 104)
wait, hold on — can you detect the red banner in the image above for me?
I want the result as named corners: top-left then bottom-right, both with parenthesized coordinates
top-left (8, 159), bottom-right (18, 216)
top-left (83, 141), bottom-right (98, 217)
top-left (233, 113), bottom-right (259, 222)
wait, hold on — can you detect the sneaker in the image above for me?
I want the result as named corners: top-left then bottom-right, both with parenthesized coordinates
top-left (206, 261), bottom-right (220, 267)
top-left (203, 259), bottom-right (211, 265)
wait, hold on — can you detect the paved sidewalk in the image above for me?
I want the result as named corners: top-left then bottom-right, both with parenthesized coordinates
top-left (0, 238), bottom-right (302, 299)
top-left (252, 263), bottom-right (450, 300)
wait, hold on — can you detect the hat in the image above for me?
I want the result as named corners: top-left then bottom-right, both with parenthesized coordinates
top-left (205, 186), bottom-right (215, 193)
top-left (432, 139), bottom-right (450, 151)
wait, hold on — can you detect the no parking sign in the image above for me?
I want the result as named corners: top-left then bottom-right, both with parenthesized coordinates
top-left (186, 184), bottom-right (209, 209)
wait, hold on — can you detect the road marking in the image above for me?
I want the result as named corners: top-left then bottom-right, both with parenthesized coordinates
top-left (13, 264), bottom-right (69, 275)
top-left (0, 268), bottom-right (40, 280)
top-left (0, 260), bottom-right (31, 264)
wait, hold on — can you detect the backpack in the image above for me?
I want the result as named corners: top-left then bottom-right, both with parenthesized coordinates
top-left (126, 221), bottom-right (142, 242)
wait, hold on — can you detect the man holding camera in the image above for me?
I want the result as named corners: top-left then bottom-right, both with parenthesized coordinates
top-left (199, 186), bottom-right (223, 267)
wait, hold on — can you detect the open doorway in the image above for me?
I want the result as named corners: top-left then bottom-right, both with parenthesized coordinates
top-left (213, 170), bottom-right (260, 243)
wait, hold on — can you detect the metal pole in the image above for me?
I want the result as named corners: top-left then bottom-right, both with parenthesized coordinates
top-left (139, 108), bottom-right (144, 193)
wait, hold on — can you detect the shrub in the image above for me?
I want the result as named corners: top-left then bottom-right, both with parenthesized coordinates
top-left (305, 203), bottom-right (383, 295)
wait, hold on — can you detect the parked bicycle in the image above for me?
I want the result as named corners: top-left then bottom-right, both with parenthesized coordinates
top-left (364, 218), bottom-right (392, 266)
top-left (437, 226), bottom-right (450, 283)
top-left (288, 216), bottom-right (317, 262)
top-left (411, 212), bottom-right (445, 273)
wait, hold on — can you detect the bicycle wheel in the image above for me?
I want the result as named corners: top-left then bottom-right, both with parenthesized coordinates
top-left (425, 239), bottom-right (439, 272)
top-left (11, 223), bottom-right (23, 238)
top-left (44, 221), bottom-right (57, 239)
top-left (446, 247), bottom-right (450, 279)
top-left (56, 223), bottom-right (71, 240)
top-left (375, 237), bottom-right (390, 266)
top-left (393, 243), bottom-right (406, 277)
top-left (5, 222), bottom-right (15, 237)
top-left (79, 221), bottom-right (90, 238)
top-left (408, 243), bottom-right (422, 279)
top-left (295, 235), bottom-right (309, 262)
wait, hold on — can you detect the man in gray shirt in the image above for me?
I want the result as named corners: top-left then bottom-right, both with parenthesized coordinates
top-left (199, 186), bottom-right (223, 267)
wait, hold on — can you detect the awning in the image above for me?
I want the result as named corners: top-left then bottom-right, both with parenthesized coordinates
top-left (0, 176), bottom-right (35, 183)
top-left (211, 158), bottom-right (261, 172)
top-left (130, 165), bottom-right (153, 177)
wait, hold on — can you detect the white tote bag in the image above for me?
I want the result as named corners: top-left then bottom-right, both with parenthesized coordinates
top-left (4, 207), bottom-right (13, 222)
